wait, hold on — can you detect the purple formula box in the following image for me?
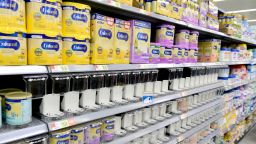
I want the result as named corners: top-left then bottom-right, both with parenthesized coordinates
top-left (130, 20), bottom-right (151, 64)
top-left (160, 46), bottom-right (173, 63)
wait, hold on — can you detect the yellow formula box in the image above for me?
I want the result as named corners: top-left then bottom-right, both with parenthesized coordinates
top-left (155, 1), bottom-right (170, 17)
top-left (62, 2), bottom-right (91, 39)
top-left (28, 34), bottom-right (62, 65)
top-left (91, 13), bottom-right (114, 64)
top-left (198, 39), bottom-right (221, 62)
top-left (0, 32), bottom-right (27, 65)
top-left (62, 38), bottom-right (90, 64)
top-left (114, 0), bottom-right (132, 6)
top-left (26, 0), bottom-right (62, 36)
top-left (0, 0), bottom-right (26, 34)
top-left (114, 19), bottom-right (131, 64)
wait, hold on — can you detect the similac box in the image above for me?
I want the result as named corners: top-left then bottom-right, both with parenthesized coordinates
top-left (62, 2), bottom-right (91, 39)
top-left (114, 18), bottom-right (130, 64)
top-left (0, 32), bottom-right (27, 65)
top-left (91, 13), bottom-right (114, 64)
top-left (26, 0), bottom-right (62, 36)
top-left (0, 0), bottom-right (26, 34)
top-left (198, 39), bottom-right (221, 62)
top-left (28, 34), bottom-right (62, 65)
top-left (62, 38), bottom-right (90, 64)
top-left (130, 20), bottom-right (151, 63)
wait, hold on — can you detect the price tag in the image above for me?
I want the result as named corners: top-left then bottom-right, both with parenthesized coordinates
top-left (68, 118), bottom-right (76, 126)
top-left (95, 65), bottom-right (108, 71)
top-left (180, 113), bottom-right (187, 119)
top-left (178, 135), bottom-right (184, 142)
top-left (142, 96), bottom-right (154, 104)
top-left (109, 1), bottom-right (121, 7)
top-left (57, 120), bottom-right (69, 128)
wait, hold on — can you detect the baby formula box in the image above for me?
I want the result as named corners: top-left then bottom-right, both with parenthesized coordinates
top-left (0, 0), bottom-right (26, 33)
top-left (156, 24), bottom-right (175, 48)
top-left (0, 32), bottom-right (27, 65)
top-left (91, 13), bottom-right (114, 64)
top-left (5, 92), bottom-right (32, 126)
top-left (175, 29), bottom-right (190, 48)
top-left (26, 0), bottom-right (62, 36)
top-left (62, 2), bottom-right (91, 39)
top-left (101, 118), bottom-right (115, 142)
top-left (188, 47), bottom-right (198, 63)
top-left (62, 38), bottom-right (90, 64)
top-left (114, 18), bottom-right (131, 64)
top-left (70, 126), bottom-right (84, 144)
top-left (149, 43), bottom-right (160, 64)
top-left (130, 20), bottom-right (151, 63)
top-left (189, 31), bottom-right (199, 49)
top-left (49, 129), bottom-right (70, 144)
top-left (27, 34), bottom-right (62, 65)
top-left (0, 89), bottom-right (21, 123)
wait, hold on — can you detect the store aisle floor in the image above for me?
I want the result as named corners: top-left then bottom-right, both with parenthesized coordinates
top-left (239, 125), bottom-right (256, 144)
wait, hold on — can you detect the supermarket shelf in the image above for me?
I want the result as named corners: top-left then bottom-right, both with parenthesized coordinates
top-left (46, 82), bottom-right (223, 131)
top-left (0, 66), bottom-right (48, 75)
top-left (0, 118), bottom-right (48, 143)
top-left (198, 129), bottom-right (220, 144)
top-left (0, 62), bottom-right (255, 75)
top-left (107, 101), bottom-right (221, 144)
top-left (224, 79), bottom-right (256, 91)
top-left (86, 0), bottom-right (256, 46)
top-left (176, 114), bottom-right (221, 142)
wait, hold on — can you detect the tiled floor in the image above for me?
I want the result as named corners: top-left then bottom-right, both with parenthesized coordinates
top-left (239, 125), bottom-right (256, 144)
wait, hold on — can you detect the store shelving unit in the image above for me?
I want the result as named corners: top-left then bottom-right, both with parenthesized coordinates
top-left (0, 118), bottom-right (48, 143)
top-left (0, 0), bottom-right (255, 143)
top-left (107, 100), bottom-right (221, 144)
top-left (85, 0), bottom-right (256, 46)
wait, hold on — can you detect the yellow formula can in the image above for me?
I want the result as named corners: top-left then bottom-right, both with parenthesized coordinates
top-left (0, 32), bottom-right (27, 65)
top-left (0, 0), bottom-right (26, 34)
top-left (26, 0), bottom-right (62, 36)
top-left (70, 126), bottom-right (84, 144)
top-left (0, 88), bottom-right (21, 123)
top-left (62, 37), bottom-right (90, 64)
top-left (49, 129), bottom-right (70, 144)
top-left (62, 2), bottom-right (91, 40)
top-left (5, 92), bottom-right (32, 126)
top-left (27, 34), bottom-right (62, 65)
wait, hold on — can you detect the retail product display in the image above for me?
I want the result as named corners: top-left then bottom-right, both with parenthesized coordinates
top-left (1, 0), bottom-right (256, 144)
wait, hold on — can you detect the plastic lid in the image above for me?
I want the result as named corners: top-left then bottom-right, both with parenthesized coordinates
top-left (62, 2), bottom-right (91, 10)
top-left (5, 92), bottom-right (32, 99)
top-left (0, 88), bottom-right (22, 96)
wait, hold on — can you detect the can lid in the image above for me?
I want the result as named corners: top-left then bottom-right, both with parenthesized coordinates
top-left (0, 88), bottom-right (22, 96)
top-left (62, 2), bottom-right (91, 10)
top-left (5, 92), bottom-right (32, 99)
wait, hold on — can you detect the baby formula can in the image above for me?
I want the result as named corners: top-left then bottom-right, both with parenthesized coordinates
top-left (101, 118), bottom-right (115, 142)
top-left (172, 45), bottom-right (182, 64)
top-left (5, 92), bottom-right (32, 126)
top-left (26, 0), bottom-right (62, 36)
top-left (27, 34), bottom-right (62, 65)
top-left (175, 30), bottom-right (190, 48)
top-left (88, 122), bottom-right (101, 144)
top-left (189, 31), bottom-right (199, 49)
top-left (149, 43), bottom-right (160, 63)
top-left (0, 89), bottom-right (21, 123)
top-left (62, 2), bottom-right (91, 39)
top-left (49, 129), bottom-right (70, 144)
top-left (0, 32), bottom-right (27, 65)
top-left (62, 37), bottom-right (90, 64)
top-left (70, 126), bottom-right (84, 144)
top-left (0, 0), bottom-right (26, 33)
top-left (156, 24), bottom-right (175, 48)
